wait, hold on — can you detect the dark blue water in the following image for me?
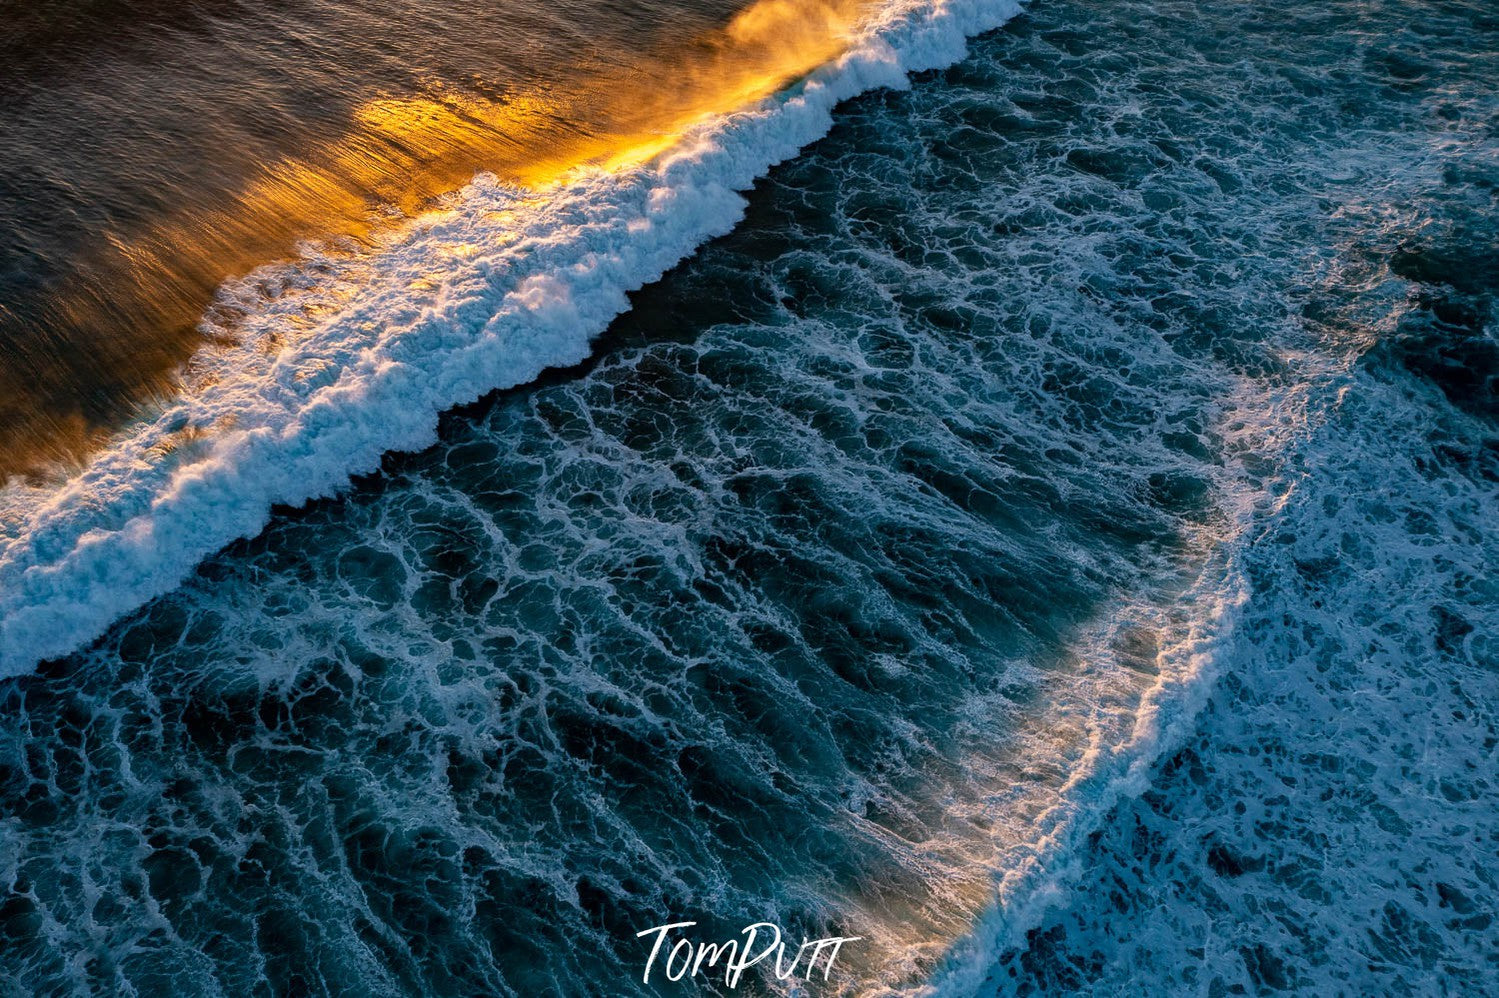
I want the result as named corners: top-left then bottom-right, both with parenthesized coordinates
top-left (1, 0), bottom-right (1495, 994)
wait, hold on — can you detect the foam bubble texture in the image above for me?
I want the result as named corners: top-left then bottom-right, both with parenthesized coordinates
top-left (0, 0), bottom-right (1025, 676)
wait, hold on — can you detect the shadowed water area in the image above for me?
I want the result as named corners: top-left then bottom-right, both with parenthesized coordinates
top-left (1, 0), bottom-right (1496, 994)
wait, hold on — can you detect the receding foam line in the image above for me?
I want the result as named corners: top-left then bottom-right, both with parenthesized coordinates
top-left (914, 360), bottom-right (1344, 995)
top-left (0, 0), bottom-right (1025, 676)
top-left (916, 552), bottom-right (1252, 997)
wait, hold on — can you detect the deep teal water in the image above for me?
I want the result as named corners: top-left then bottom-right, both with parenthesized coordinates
top-left (1, 0), bottom-right (1495, 994)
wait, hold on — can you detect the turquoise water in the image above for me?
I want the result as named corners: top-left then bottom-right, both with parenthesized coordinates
top-left (1, 0), bottom-right (1495, 994)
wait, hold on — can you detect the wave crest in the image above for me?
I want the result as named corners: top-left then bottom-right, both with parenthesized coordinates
top-left (0, 0), bottom-right (1024, 675)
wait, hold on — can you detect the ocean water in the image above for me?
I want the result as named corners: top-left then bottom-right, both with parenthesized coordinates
top-left (1, 0), bottom-right (1495, 995)
top-left (0, 0), bottom-right (861, 475)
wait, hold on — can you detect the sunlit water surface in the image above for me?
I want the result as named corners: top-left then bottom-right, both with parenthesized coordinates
top-left (0, 0), bottom-right (1495, 994)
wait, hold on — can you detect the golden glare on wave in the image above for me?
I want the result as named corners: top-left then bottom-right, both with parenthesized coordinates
top-left (3, 0), bottom-right (871, 482)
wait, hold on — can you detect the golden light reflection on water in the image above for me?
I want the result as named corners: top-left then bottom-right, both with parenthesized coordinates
top-left (5, 0), bottom-right (870, 481)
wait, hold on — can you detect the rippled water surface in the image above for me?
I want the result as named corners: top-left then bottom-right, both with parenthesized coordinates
top-left (0, 0), bottom-right (860, 474)
top-left (1, 0), bottom-right (1495, 994)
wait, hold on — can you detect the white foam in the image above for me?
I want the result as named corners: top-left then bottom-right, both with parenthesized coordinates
top-left (917, 551), bottom-right (1252, 996)
top-left (929, 350), bottom-right (1499, 994)
top-left (913, 363), bottom-right (1340, 996)
top-left (0, 0), bottom-right (1026, 676)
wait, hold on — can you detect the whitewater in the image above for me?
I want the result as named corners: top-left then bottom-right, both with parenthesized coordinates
top-left (0, 0), bottom-right (1025, 675)
top-left (1, 0), bottom-right (1494, 992)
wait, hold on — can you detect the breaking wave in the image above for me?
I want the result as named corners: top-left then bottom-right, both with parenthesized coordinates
top-left (0, 0), bottom-right (1025, 676)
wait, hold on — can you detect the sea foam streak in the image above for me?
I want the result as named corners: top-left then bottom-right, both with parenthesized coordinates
top-left (0, 0), bottom-right (1025, 676)
top-left (918, 375), bottom-right (1322, 996)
